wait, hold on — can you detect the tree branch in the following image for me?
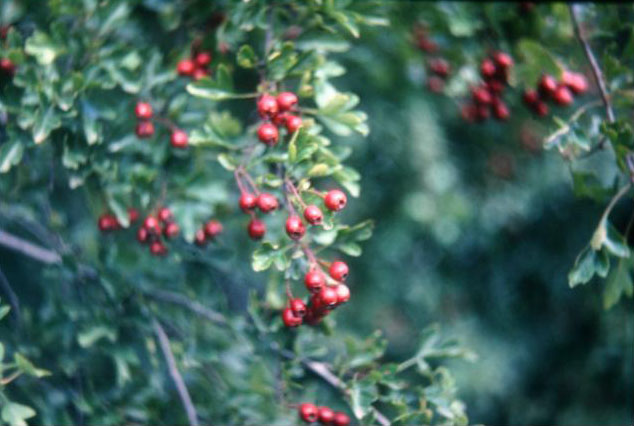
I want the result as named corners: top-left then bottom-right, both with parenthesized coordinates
top-left (152, 318), bottom-right (200, 426)
top-left (145, 289), bottom-right (227, 325)
top-left (0, 229), bottom-right (61, 264)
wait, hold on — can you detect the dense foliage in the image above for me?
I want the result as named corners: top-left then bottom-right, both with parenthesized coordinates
top-left (0, 1), bottom-right (632, 425)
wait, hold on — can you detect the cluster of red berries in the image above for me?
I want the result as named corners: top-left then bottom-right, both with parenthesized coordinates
top-left (176, 49), bottom-right (213, 80)
top-left (135, 208), bottom-right (181, 256)
top-left (134, 101), bottom-right (189, 148)
top-left (523, 71), bottom-right (587, 117)
top-left (194, 219), bottom-right (223, 246)
top-left (256, 92), bottom-right (303, 146)
top-left (298, 403), bottom-right (350, 426)
top-left (461, 52), bottom-right (514, 122)
top-left (97, 208), bottom-right (140, 232)
top-left (426, 57), bottom-right (451, 93)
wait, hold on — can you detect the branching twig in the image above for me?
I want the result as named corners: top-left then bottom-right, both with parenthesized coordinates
top-left (145, 289), bottom-right (227, 325)
top-left (0, 229), bottom-right (61, 264)
top-left (152, 318), bottom-right (200, 426)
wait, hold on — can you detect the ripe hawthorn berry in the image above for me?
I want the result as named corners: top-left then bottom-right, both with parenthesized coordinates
top-left (319, 286), bottom-right (338, 308)
top-left (170, 130), bottom-right (188, 149)
top-left (276, 91), bottom-right (298, 111)
top-left (144, 216), bottom-right (161, 234)
top-left (239, 193), bottom-right (257, 212)
top-left (486, 80), bottom-right (505, 95)
top-left (128, 208), bottom-right (139, 223)
top-left (158, 207), bottom-right (173, 223)
top-left (553, 85), bottom-right (573, 106)
top-left (303, 205), bottom-right (323, 225)
top-left (257, 94), bottom-right (278, 118)
top-left (427, 76), bottom-right (444, 93)
top-left (137, 227), bottom-right (149, 243)
top-left (247, 218), bottom-right (266, 240)
top-left (538, 74), bottom-right (557, 97)
top-left (332, 412), bottom-right (351, 426)
top-left (533, 101), bottom-right (549, 117)
top-left (480, 59), bottom-right (497, 80)
top-left (98, 214), bottom-right (117, 232)
top-left (476, 104), bottom-right (490, 121)
top-left (461, 103), bottom-right (477, 122)
top-left (335, 284), bottom-right (351, 304)
top-left (282, 307), bottom-right (302, 327)
top-left (164, 222), bottom-right (180, 239)
top-left (177, 59), bottom-right (195, 76)
top-left (285, 115), bottom-right (302, 133)
top-left (523, 89), bottom-right (539, 106)
top-left (194, 228), bottom-right (207, 246)
top-left (329, 261), bottom-right (349, 281)
top-left (493, 51), bottom-right (513, 69)
top-left (290, 299), bottom-right (307, 317)
top-left (318, 407), bottom-right (335, 424)
top-left (472, 86), bottom-right (492, 105)
top-left (272, 112), bottom-right (288, 126)
top-left (150, 241), bottom-right (167, 256)
top-left (204, 220), bottom-right (223, 238)
top-left (298, 403), bottom-right (318, 423)
top-left (562, 71), bottom-right (588, 94)
top-left (135, 102), bottom-right (153, 120)
top-left (304, 270), bottom-right (325, 293)
top-left (324, 189), bottom-right (347, 212)
top-left (257, 193), bottom-right (278, 213)
top-left (195, 51), bottom-right (212, 67)
top-left (135, 121), bottom-right (155, 138)
top-left (193, 68), bottom-right (208, 80)
top-left (285, 215), bottom-right (306, 240)
top-left (429, 58), bottom-right (450, 77)
top-left (257, 123), bottom-right (279, 146)
top-left (0, 58), bottom-right (16, 77)
top-left (492, 100), bottom-right (510, 121)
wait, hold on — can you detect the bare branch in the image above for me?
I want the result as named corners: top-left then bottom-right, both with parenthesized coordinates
top-left (0, 229), bottom-right (61, 264)
top-left (146, 289), bottom-right (227, 325)
top-left (152, 318), bottom-right (200, 426)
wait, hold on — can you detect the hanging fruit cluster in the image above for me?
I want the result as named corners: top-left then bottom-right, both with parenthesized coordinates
top-left (461, 52), bottom-right (513, 122)
top-left (176, 45), bottom-right (214, 80)
top-left (298, 403), bottom-right (350, 426)
top-left (523, 70), bottom-right (588, 117)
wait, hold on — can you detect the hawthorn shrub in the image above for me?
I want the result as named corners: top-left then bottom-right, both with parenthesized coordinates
top-left (0, 1), bottom-right (633, 425)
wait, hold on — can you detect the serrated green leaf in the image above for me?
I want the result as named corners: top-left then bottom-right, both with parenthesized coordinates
top-left (604, 258), bottom-right (634, 309)
top-left (2, 402), bottom-right (36, 426)
top-left (0, 139), bottom-right (24, 173)
top-left (237, 45), bottom-right (257, 68)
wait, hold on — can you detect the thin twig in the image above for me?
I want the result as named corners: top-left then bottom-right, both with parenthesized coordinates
top-left (543, 99), bottom-right (602, 147)
top-left (0, 229), bottom-right (61, 264)
top-left (152, 318), bottom-right (200, 426)
top-left (145, 289), bottom-right (226, 325)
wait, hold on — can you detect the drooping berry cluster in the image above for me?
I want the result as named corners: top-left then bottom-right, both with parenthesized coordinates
top-left (194, 219), bottom-right (223, 246)
top-left (523, 70), bottom-right (588, 117)
top-left (461, 52), bottom-right (514, 122)
top-left (176, 48), bottom-right (213, 81)
top-left (97, 208), bottom-right (139, 232)
top-left (136, 208), bottom-right (180, 256)
top-left (298, 403), bottom-right (350, 426)
top-left (134, 101), bottom-right (189, 148)
top-left (256, 92), bottom-right (303, 146)
top-left (426, 57), bottom-right (451, 93)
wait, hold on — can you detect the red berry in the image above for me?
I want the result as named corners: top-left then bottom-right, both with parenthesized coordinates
top-left (486, 80), bottom-right (505, 95)
top-left (335, 284), bottom-right (350, 304)
top-left (319, 286), bottom-right (338, 307)
top-left (417, 38), bottom-right (437, 53)
top-left (290, 299), bottom-right (307, 317)
top-left (533, 101), bottom-right (549, 117)
top-left (158, 208), bottom-right (173, 223)
top-left (128, 208), bottom-right (139, 223)
top-left (204, 220), bottom-right (223, 238)
top-left (272, 112), bottom-right (289, 127)
top-left (493, 51), bottom-right (513, 69)
top-left (553, 85), bottom-right (573, 106)
top-left (298, 403), bottom-right (318, 423)
top-left (472, 86), bottom-right (492, 105)
top-left (460, 103), bottom-right (477, 123)
top-left (144, 216), bottom-right (161, 234)
top-left (303, 205), bottom-right (323, 225)
top-left (562, 70), bottom-right (588, 95)
top-left (170, 130), bottom-right (188, 149)
top-left (332, 412), bottom-right (350, 426)
top-left (257, 94), bottom-right (279, 118)
top-left (150, 241), bottom-right (167, 256)
top-left (523, 89), bottom-right (539, 106)
top-left (480, 59), bottom-right (497, 80)
top-left (98, 214), bottom-right (116, 232)
top-left (135, 102), bottom-right (153, 120)
top-left (257, 123), bottom-right (279, 146)
top-left (239, 193), bottom-right (258, 212)
top-left (476, 104), bottom-right (490, 121)
top-left (282, 308), bottom-right (302, 327)
top-left (137, 227), bottom-right (149, 243)
top-left (329, 261), bottom-right (349, 281)
top-left (538, 74), bottom-right (557, 97)
top-left (318, 407), bottom-right (335, 424)
top-left (0, 58), bottom-right (16, 77)
top-left (276, 92), bottom-right (299, 112)
top-left (135, 121), bottom-right (155, 138)
top-left (164, 222), bottom-right (180, 239)
top-left (193, 68), bottom-right (208, 80)
top-left (304, 270), bottom-right (325, 293)
top-left (194, 228), bottom-right (207, 246)
top-left (285, 115), bottom-right (302, 133)
top-left (177, 59), bottom-right (195, 76)
top-left (257, 193), bottom-right (278, 213)
top-left (492, 100), bottom-right (510, 121)
top-left (195, 51), bottom-right (212, 67)
top-left (285, 215), bottom-right (306, 240)
top-left (324, 190), bottom-right (347, 212)
top-left (247, 218), bottom-right (266, 240)
top-left (426, 76), bottom-right (444, 93)
top-left (429, 58), bottom-right (450, 77)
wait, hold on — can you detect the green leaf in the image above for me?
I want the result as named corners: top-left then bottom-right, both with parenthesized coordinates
top-left (568, 246), bottom-right (607, 287)
top-left (24, 31), bottom-right (63, 65)
top-left (0, 305), bottom-right (11, 320)
top-left (0, 139), bottom-right (24, 173)
top-left (14, 353), bottom-right (50, 378)
top-left (252, 242), bottom-right (280, 272)
top-left (217, 153), bottom-right (238, 171)
top-left (516, 39), bottom-right (562, 86)
top-left (32, 105), bottom-right (61, 144)
top-left (349, 376), bottom-right (378, 420)
top-left (2, 402), bottom-right (36, 426)
top-left (571, 171), bottom-right (611, 202)
top-left (237, 45), bottom-right (258, 68)
top-left (77, 325), bottom-right (117, 348)
top-left (604, 258), bottom-right (634, 309)
top-left (186, 66), bottom-right (235, 101)
top-left (604, 222), bottom-right (630, 258)
top-left (106, 193), bottom-right (130, 228)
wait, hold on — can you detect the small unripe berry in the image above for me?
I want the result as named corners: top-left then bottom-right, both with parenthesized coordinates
top-left (523, 89), bottom-right (539, 106)
top-left (480, 59), bottom-right (497, 80)
top-left (538, 74), bottom-right (557, 97)
top-left (128, 208), bottom-right (139, 223)
top-left (177, 59), bottom-right (195, 76)
top-left (257, 193), bottom-right (278, 213)
top-left (247, 218), bottom-right (266, 240)
top-left (304, 270), bottom-right (325, 293)
top-left (98, 214), bottom-right (117, 232)
top-left (170, 130), bottom-right (188, 149)
top-left (144, 216), bottom-right (161, 234)
top-left (164, 222), bottom-right (180, 239)
top-left (290, 299), bottom-right (307, 317)
top-left (329, 261), bottom-right (349, 281)
top-left (276, 92), bottom-right (298, 112)
top-left (282, 307), bottom-right (302, 327)
top-left (562, 70), bottom-right (588, 94)
top-left (150, 241), bottom-right (167, 256)
top-left (135, 121), bottom-right (155, 138)
top-left (158, 207), bottom-right (173, 223)
top-left (493, 51), bottom-right (513, 69)
top-left (335, 284), bottom-right (350, 304)
top-left (318, 407), bottom-right (335, 424)
top-left (194, 228), bottom-right (207, 246)
top-left (429, 58), bottom-right (450, 77)
top-left (257, 94), bottom-right (279, 118)
top-left (195, 51), bottom-right (212, 67)
top-left (303, 205), bottom-right (323, 225)
top-left (285, 115), bottom-right (302, 133)
top-left (332, 412), bottom-right (351, 426)
top-left (239, 193), bottom-right (258, 212)
top-left (472, 86), bottom-right (492, 105)
top-left (204, 220), bottom-right (223, 238)
top-left (257, 123), bottom-right (279, 146)
top-left (137, 227), bottom-right (149, 243)
top-left (319, 286), bottom-right (338, 307)
top-left (324, 189), bottom-right (347, 212)
top-left (298, 403), bottom-right (318, 423)
top-left (285, 215), bottom-right (306, 240)
top-left (135, 102), bottom-right (153, 120)
top-left (553, 85), bottom-right (573, 106)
